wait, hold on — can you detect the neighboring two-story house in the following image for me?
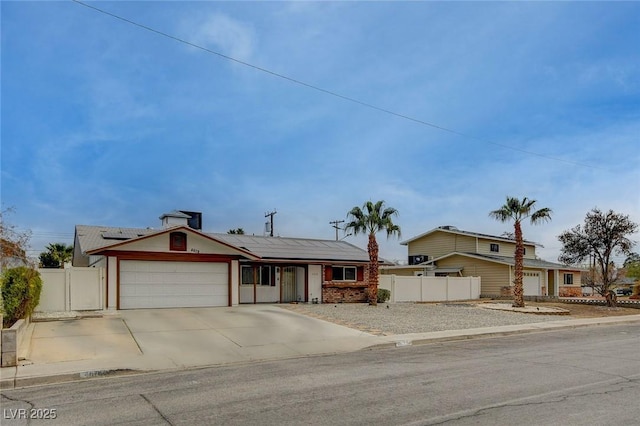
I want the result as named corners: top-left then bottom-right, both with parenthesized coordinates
top-left (381, 226), bottom-right (583, 298)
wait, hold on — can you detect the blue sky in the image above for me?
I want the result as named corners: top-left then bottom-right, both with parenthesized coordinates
top-left (2, 1), bottom-right (639, 264)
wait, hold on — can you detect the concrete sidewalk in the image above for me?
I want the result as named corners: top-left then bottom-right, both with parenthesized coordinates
top-left (2, 305), bottom-right (639, 390)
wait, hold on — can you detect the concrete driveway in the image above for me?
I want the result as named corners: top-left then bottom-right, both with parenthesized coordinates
top-left (8, 305), bottom-right (640, 389)
top-left (26, 305), bottom-right (378, 372)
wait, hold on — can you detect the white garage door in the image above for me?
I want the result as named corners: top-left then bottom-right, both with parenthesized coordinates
top-left (120, 260), bottom-right (228, 309)
top-left (523, 271), bottom-right (541, 296)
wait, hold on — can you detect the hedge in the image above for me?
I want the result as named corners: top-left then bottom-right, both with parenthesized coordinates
top-left (377, 288), bottom-right (391, 304)
top-left (1, 266), bottom-right (42, 328)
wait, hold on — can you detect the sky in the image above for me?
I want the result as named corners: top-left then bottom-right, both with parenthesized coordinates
top-left (2, 1), bottom-right (639, 265)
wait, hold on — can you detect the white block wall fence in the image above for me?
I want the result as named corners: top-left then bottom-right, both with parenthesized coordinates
top-left (36, 267), bottom-right (104, 312)
top-left (379, 275), bottom-right (481, 303)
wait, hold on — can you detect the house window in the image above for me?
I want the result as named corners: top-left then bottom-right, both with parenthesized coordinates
top-left (260, 266), bottom-right (272, 286)
top-left (490, 243), bottom-right (499, 253)
top-left (563, 273), bottom-right (574, 285)
top-left (523, 247), bottom-right (526, 255)
top-left (332, 266), bottom-right (357, 281)
top-left (241, 265), bottom-right (274, 286)
top-left (241, 266), bottom-right (254, 285)
top-left (170, 232), bottom-right (187, 251)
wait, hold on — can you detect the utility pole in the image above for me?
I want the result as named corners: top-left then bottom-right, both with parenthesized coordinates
top-left (329, 219), bottom-right (345, 241)
top-left (265, 210), bottom-right (277, 237)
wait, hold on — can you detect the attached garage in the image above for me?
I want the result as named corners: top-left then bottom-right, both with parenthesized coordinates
top-left (119, 260), bottom-right (228, 309)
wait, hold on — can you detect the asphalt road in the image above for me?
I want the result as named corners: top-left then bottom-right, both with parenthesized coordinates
top-left (2, 324), bottom-right (639, 425)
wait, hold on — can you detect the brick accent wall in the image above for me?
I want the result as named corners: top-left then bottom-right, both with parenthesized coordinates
top-left (322, 283), bottom-right (368, 303)
top-left (321, 265), bottom-right (370, 303)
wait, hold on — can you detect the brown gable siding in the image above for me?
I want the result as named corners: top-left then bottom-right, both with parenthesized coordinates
top-left (408, 232), bottom-right (476, 259)
top-left (408, 229), bottom-right (538, 261)
top-left (476, 238), bottom-right (537, 259)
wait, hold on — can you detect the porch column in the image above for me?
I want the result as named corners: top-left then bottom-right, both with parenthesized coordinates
top-left (230, 260), bottom-right (239, 306)
top-left (107, 256), bottom-right (117, 310)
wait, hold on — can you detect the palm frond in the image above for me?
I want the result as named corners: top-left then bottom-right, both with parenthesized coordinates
top-left (345, 200), bottom-right (401, 238)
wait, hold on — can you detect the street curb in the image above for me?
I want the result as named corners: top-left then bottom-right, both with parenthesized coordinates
top-left (365, 315), bottom-right (640, 350)
top-left (0, 368), bottom-right (139, 390)
top-left (2, 315), bottom-right (639, 390)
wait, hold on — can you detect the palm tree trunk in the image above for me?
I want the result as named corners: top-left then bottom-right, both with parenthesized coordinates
top-left (367, 234), bottom-right (379, 306)
top-left (513, 221), bottom-right (525, 308)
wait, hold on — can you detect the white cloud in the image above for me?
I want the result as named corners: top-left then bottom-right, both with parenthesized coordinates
top-left (4, 1), bottom-right (639, 267)
top-left (185, 13), bottom-right (255, 63)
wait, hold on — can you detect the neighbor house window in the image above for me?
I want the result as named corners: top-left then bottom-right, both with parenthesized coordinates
top-left (332, 266), bottom-right (357, 281)
top-left (170, 232), bottom-right (187, 251)
top-left (563, 274), bottom-right (574, 285)
top-left (523, 248), bottom-right (526, 255)
top-left (490, 243), bottom-right (499, 253)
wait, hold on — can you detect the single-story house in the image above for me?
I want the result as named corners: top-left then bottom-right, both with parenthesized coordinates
top-left (381, 225), bottom-right (584, 298)
top-left (72, 211), bottom-right (375, 309)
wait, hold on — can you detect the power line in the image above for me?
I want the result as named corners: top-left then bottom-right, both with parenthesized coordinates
top-left (71, 0), bottom-right (601, 170)
top-left (329, 219), bottom-right (345, 241)
top-left (16, 230), bottom-right (74, 238)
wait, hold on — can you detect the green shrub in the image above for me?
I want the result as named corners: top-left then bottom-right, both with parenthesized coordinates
top-left (377, 288), bottom-right (391, 304)
top-left (1, 266), bottom-right (42, 328)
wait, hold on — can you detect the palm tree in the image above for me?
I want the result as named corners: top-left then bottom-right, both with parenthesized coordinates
top-left (44, 243), bottom-right (73, 269)
top-left (489, 197), bottom-right (552, 308)
top-left (345, 200), bottom-right (401, 305)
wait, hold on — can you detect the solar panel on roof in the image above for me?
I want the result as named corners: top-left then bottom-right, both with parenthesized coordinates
top-left (101, 232), bottom-right (134, 240)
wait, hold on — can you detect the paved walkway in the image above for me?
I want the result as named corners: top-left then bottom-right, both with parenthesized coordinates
top-left (2, 305), bottom-right (639, 389)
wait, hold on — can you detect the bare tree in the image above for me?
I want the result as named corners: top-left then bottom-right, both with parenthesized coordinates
top-left (558, 208), bottom-right (638, 307)
top-left (1, 208), bottom-right (33, 270)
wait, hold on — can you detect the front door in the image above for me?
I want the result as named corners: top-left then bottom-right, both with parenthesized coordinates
top-left (281, 266), bottom-right (296, 302)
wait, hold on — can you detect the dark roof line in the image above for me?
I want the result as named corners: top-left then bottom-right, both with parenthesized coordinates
top-left (401, 226), bottom-right (541, 246)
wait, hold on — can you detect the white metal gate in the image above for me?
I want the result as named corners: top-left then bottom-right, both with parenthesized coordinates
top-left (37, 267), bottom-right (104, 312)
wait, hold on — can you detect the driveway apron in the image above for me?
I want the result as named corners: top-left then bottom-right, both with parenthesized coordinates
top-left (118, 305), bottom-right (377, 367)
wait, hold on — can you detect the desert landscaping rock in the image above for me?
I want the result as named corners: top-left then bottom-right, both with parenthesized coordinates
top-left (282, 302), bottom-right (568, 336)
top-left (479, 303), bottom-right (570, 315)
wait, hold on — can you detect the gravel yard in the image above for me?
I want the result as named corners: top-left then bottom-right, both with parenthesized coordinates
top-left (282, 302), bottom-right (570, 336)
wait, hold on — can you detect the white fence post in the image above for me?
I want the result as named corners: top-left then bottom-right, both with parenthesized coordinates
top-left (445, 276), bottom-right (449, 301)
top-left (391, 275), bottom-right (396, 303)
top-left (65, 268), bottom-right (71, 311)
